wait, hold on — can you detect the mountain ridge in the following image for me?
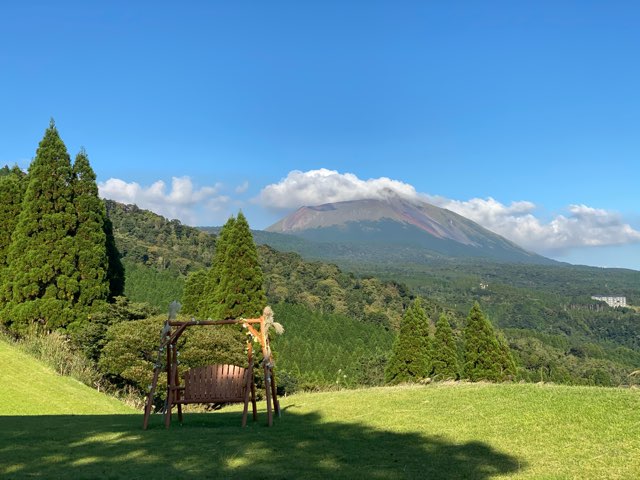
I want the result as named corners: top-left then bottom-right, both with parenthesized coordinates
top-left (266, 195), bottom-right (554, 265)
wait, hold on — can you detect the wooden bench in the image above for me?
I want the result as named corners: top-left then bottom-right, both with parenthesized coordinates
top-left (174, 364), bottom-right (257, 426)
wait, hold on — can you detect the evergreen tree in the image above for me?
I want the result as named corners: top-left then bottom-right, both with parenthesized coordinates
top-left (199, 212), bottom-right (266, 319)
top-left (216, 212), bottom-right (266, 319)
top-left (72, 149), bottom-right (110, 307)
top-left (495, 331), bottom-right (517, 379)
top-left (3, 121), bottom-right (78, 331)
top-left (104, 215), bottom-right (125, 298)
top-left (463, 302), bottom-right (514, 382)
top-left (431, 313), bottom-right (460, 380)
top-left (181, 269), bottom-right (207, 315)
top-left (200, 216), bottom-right (235, 318)
top-left (0, 166), bottom-right (27, 303)
top-left (384, 298), bottom-right (431, 384)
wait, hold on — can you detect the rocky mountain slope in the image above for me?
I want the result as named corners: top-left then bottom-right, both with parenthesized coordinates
top-left (266, 194), bottom-right (554, 264)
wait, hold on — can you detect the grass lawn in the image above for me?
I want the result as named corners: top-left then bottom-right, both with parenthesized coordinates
top-left (0, 339), bottom-right (134, 415)
top-left (1, 340), bottom-right (639, 479)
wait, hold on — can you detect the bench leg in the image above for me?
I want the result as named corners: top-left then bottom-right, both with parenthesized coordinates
top-left (164, 403), bottom-right (172, 428)
top-left (251, 380), bottom-right (258, 421)
top-left (242, 395), bottom-right (249, 427)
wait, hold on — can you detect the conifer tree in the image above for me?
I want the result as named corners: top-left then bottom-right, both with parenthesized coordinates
top-left (431, 313), bottom-right (460, 380)
top-left (72, 149), bottom-right (110, 307)
top-left (103, 214), bottom-right (125, 298)
top-left (3, 121), bottom-right (78, 330)
top-left (463, 302), bottom-right (514, 382)
top-left (0, 166), bottom-right (27, 304)
top-left (200, 216), bottom-right (235, 318)
top-left (495, 331), bottom-right (517, 379)
top-left (384, 298), bottom-right (431, 384)
top-left (199, 212), bottom-right (266, 319)
top-left (216, 212), bottom-right (266, 319)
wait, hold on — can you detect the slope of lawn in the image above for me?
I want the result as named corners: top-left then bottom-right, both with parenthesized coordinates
top-left (1, 340), bottom-right (639, 479)
top-left (0, 340), bottom-right (134, 415)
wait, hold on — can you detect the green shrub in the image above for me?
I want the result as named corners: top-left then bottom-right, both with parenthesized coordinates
top-left (99, 314), bottom-right (247, 400)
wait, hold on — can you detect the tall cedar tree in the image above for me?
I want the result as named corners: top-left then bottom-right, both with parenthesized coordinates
top-left (72, 149), bottom-right (110, 307)
top-left (463, 302), bottom-right (515, 381)
top-left (3, 121), bottom-right (78, 330)
top-left (384, 298), bottom-right (431, 384)
top-left (431, 313), bottom-right (460, 380)
top-left (200, 216), bottom-right (235, 318)
top-left (103, 214), bottom-right (125, 298)
top-left (199, 213), bottom-right (266, 319)
top-left (216, 212), bottom-right (266, 319)
top-left (0, 166), bottom-right (27, 303)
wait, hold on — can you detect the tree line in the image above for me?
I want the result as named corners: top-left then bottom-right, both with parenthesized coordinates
top-left (385, 300), bottom-right (515, 384)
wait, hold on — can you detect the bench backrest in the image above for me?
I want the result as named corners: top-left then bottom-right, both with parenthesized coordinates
top-left (183, 364), bottom-right (249, 403)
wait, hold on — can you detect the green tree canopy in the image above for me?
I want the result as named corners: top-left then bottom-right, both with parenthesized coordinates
top-left (1, 122), bottom-right (117, 332)
top-left (200, 216), bottom-right (235, 318)
top-left (384, 298), bottom-right (431, 384)
top-left (431, 313), bottom-right (460, 380)
top-left (3, 121), bottom-right (79, 331)
top-left (72, 149), bottom-right (110, 307)
top-left (104, 214), bottom-right (125, 298)
top-left (0, 166), bottom-right (27, 303)
top-left (200, 213), bottom-right (266, 319)
top-left (463, 302), bottom-right (515, 382)
top-left (218, 212), bottom-right (266, 319)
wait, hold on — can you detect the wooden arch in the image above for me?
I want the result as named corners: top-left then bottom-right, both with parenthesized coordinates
top-left (142, 306), bottom-right (281, 429)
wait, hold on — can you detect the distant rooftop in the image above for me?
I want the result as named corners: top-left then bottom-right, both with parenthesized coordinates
top-left (591, 295), bottom-right (627, 308)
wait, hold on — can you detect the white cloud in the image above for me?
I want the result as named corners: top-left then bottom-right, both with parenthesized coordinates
top-left (257, 168), bottom-right (418, 209)
top-left (99, 176), bottom-right (229, 225)
top-left (257, 169), bottom-right (640, 253)
top-left (429, 197), bottom-right (640, 252)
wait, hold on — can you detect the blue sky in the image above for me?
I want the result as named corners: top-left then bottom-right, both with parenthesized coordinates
top-left (2, 1), bottom-right (640, 269)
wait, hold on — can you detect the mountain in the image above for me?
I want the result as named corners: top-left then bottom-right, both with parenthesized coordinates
top-left (265, 194), bottom-right (555, 265)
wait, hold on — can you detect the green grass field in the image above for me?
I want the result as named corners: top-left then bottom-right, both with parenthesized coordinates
top-left (1, 339), bottom-right (639, 479)
top-left (0, 339), bottom-right (134, 416)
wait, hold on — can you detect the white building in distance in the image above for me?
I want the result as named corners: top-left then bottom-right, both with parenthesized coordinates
top-left (591, 295), bottom-right (627, 308)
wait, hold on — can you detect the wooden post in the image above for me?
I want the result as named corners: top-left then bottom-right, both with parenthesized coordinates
top-left (241, 340), bottom-right (252, 427)
top-left (142, 364), bottom-right (160, 430)
top-left (176, 346), bottom-right (183, 424)
top-left (248, 340), bottom-right (258, 421)
top-left (251, 377), bottom-right (258, 421)
top-left (270, 366), bottom-right (280, 417)
top-left (263, 362), bottom-right (273, 427)
top-left (164, 341), bottom-right (173, 428)
top-left (143, 321), bottom-right (171, 430)
top-left (261, 312), bottom-right (281, 418)
top-left (259, 315), bottom-right (274, 427)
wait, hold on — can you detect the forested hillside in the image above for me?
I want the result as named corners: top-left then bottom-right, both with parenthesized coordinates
top-left (105, 200), bottom-right (216, 274)
top-left (108, 201), bottom-right (640, 388)
top-left (107, 200), bottom-right (411, 328)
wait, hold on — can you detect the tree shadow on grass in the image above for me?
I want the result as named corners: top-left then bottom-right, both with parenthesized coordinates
top-left (0, 410), bottom-right (525, 479)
